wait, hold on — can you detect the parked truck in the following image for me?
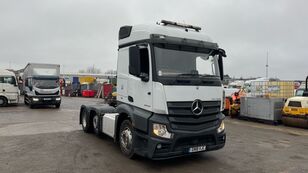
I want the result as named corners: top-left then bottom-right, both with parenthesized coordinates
top-left (22, 63), bottom-right (61, 108)
top-left (0, 69), bottom-right (19, 106)
top-left (79, 20), bottom-right (227, 159)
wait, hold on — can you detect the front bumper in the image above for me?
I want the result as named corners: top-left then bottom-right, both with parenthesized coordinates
top-left (29, 95), bottom-right (61, 105)
top-left (133, 113), bottom-right (226, 160)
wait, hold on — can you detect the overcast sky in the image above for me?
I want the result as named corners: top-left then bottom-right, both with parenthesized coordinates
top-left (0, 0), bottom-right (307, 80)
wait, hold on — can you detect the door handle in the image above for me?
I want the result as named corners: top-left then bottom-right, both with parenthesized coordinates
top-left (128, 96), bottom-right (134, 102)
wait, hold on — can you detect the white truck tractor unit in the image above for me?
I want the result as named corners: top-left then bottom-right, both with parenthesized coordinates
top-left (23, 63), bottom-right (61, 108)
top-left (80, 20), bottom-right (227, 159)
top-left (0, 69), bottom-right (19, 106)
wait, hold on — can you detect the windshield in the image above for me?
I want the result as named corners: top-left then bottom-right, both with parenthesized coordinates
top-left (33, 77), bottom-right (59, 89)
top-left (154, 44), bottom-right (220, 78)
top-left (0, 76), bottom-right (16, 85)
top-left (295, 89), bottom-right (304, 96)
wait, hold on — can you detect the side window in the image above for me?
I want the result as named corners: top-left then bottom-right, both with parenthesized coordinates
top-left (25, 78), bottom-right (32, 87)
top-left (0, 77), bottom-right (3, 83)
top-left (129, 45), bottom-right (149, 77)
top-left (139, 48), bottom-right (149, 75)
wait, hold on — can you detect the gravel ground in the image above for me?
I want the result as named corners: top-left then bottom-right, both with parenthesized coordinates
top-left (0, 97), bottom-right (307, 173)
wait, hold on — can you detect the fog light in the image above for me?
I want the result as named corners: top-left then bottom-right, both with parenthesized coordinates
top-left (157, 144), bottom-right (162, 149)
top-left (153, 123), bottom-right (173, 139)
top-left (56, 97), bottom-right (61, 101)
top-left (217, 120), bottom-right (225, 133)
top-left (32, 98), bottom-right (39, 102)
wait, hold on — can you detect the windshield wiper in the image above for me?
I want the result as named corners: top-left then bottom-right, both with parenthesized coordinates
top-left (176, 73), bottom-right (202, 77)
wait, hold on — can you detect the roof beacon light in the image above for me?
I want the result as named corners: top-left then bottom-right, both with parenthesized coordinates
top-left (158, 20), bottom-right (202, 32)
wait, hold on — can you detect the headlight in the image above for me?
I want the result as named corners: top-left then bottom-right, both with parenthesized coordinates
top-left (56, 97), bottom-right (61, 101)
top-left (32, 98), bottom-right (39, 102)
top-left (217, 120), bottom-right (225, 133)
top-left (153, 123), bottom-right (173, 139)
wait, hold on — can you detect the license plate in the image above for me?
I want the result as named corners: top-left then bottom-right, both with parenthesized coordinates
top-left (43, 98), bottom-right (52, 101)
top-left (188, 145), bottom-right (207, 153)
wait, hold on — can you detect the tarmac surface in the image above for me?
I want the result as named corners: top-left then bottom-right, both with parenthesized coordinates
top-left (0, 97), bottom-right (308, 173)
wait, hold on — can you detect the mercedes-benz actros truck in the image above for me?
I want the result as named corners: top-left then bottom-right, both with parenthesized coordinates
top-left (23, 63), bottom-right (61, 108)
top-left (79, 20), bottom-right (227, 159)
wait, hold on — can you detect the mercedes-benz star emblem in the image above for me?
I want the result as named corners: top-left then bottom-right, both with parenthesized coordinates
top-left (191, 99), bottom-right (203, 116)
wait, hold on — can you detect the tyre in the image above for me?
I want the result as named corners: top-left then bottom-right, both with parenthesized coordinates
top-left (119, 120), bottom-right (136, 159)
top-left (24, 96), bottom-right (29, 105)
top-left (0, 97), bottom-right (8, 107)
top-left (55, 103), bottom-right (61, 108)
top-left (92, 114), bottom-right (102, 136)
top-left (81, 109), bottom-right (93, 133)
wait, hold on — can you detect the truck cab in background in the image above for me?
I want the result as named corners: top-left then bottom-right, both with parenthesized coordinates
top-left (23, 63), bottom-right (61, 108)
top-left (0, 69), bottom-right (19, 106)
top-left (80, 20), bottom-right (227, 159)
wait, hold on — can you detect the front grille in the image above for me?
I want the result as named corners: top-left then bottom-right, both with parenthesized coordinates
top-left (35, 91), bottom-right (59, 95)
top-left (167, 101), bottom-right (221, 116)
top-left (167, 101), bottom-right (221, 131)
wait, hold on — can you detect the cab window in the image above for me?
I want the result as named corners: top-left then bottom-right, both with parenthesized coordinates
top-left (0, 76), bottom-right (16, 85)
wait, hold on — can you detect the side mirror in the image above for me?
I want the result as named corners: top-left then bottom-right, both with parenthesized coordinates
top-left (218, 55), bottom-right (224, 81)
top-left (140, 73), bottom-right (149, 82)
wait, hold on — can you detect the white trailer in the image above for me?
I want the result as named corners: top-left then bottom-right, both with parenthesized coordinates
top-left (80, 20), bottom-right (227, 159)
top-left (0, 69), bottom-right (19, 106)
top-left (22, 63), bottom-right (61, 108)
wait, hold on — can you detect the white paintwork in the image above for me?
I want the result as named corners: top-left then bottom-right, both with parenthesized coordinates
top-left (102, 113), bottom-right (118, 138)
top-left (117, 47), bottom-right (129, 103)
top-left (152, 82), bottom-right (168, 114)
top-left (117, 45), bottom-right (153, 112)
top-left (22, 63), bottom-right (60, 97)
top-left (117, 22), bottom-right (223, 115)
top-left (285, 97), bottom-right (308, 108)
top-left (0, 69), bottom-right (19, 104)
top-left (119, 24), bottom-right (213, 46)
top-left (164, 85), bottom-right (223, 102)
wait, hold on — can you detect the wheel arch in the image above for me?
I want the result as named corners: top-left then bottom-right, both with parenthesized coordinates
top-left (115, 104), bottom-right (133, 143)
top-left (0, 95), bottom-right (8, 105)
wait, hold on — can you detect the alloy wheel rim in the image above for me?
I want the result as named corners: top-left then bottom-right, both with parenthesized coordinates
top-left (82, 113), bottom-right (87, 128)
top-left (93, 116), bottom-right (98, 129)
top-left (120, 127), bottom-right (132, 151)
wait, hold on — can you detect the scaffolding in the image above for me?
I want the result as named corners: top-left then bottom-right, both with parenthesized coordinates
top-left (250, 81), bottom-right (294, 98)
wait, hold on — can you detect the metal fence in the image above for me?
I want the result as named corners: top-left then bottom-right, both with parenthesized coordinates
top-left (250, 81), bottom-right (294, 98)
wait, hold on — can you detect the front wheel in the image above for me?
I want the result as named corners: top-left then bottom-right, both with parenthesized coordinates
top-left (0, 97), bottom-right (7, 107)
top-left (55, 103), bottom-right (61, 108)
top-left (119, 120), bottom-right (136, 159)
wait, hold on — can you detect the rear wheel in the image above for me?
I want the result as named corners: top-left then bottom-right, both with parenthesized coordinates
top-left (81, 109), bottom-right (92, 133)
top-left (93, 114), bottom-right (102, 136)
top-left (119, 120), bottom-right (136, 159)
top-left (0, 97), bottom-right (7, 107)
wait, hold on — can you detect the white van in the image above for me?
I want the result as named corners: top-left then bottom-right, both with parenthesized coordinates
top-left (0, 69), bottom-right (19, 106)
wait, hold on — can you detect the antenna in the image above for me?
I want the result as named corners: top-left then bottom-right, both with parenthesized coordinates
top-left (266, 51), bottom-right (269, 78)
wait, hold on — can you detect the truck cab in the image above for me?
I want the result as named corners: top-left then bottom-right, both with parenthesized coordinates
top-left (0, 69), bottom-right (19, 106)
top-left (80, 20), bottom-right (226, 159)
top-left (23, 63), bottom-right (61, 108)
